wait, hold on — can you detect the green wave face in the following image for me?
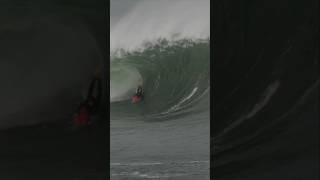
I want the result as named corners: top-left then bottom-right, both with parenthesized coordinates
top-left (110, 39), bottom-right (210, 121)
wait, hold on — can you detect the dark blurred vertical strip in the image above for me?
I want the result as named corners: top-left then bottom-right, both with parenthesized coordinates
top-left (0, 0), bottom-right (109, 179)
top-left (107, 0), bottom-right (111, 177)
top-left (212, 0), bottom-right (319, 179)
top-left (81, 0), bottom-right (110, 177)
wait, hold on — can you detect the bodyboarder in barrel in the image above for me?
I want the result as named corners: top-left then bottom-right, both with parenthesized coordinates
top-left (132, 85), bottom-right (143, 103)
top-left (73, 67), bottom-right (102, 128)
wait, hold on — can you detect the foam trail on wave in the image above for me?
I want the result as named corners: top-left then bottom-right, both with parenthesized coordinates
top-left (111, 0), bottom-right (210, 52)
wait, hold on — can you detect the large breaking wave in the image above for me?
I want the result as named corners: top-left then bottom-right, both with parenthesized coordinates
top-left (110, 39), bottom-right (209, 120)
top-left (110, 0), bottom-right (210, 121)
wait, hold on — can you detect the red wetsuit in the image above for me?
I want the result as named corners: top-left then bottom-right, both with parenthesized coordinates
top-left (73, 105), bottom-right (90, 126)
top-left (132, 87), bottom-right (143, 103)
top-left (73, 77), bottom-right (101, 127)
top-left (132, 95), bottom-right (141, 103)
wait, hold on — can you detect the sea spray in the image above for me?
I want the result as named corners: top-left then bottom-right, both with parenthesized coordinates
top-left (111, 0), bottom-right (210, 52)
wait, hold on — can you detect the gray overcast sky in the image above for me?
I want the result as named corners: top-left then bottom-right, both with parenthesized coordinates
top-left (110, 0), bottom-right (140, 25)
top-left (111, 0), bottom-right (183, 25)
top-left (110, 0), bottom-right (209, 25)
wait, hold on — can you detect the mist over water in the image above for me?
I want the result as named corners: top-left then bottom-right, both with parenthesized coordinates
top-left (110, 0), bottom-right (210, 52)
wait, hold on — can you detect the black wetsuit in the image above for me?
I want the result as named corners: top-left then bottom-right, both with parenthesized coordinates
top-left (76, 78), bottom-right (102, 116)
top-left (86, 77), bottom-right (102, 113)
top-left (136, 87), bottom-right (143, 98)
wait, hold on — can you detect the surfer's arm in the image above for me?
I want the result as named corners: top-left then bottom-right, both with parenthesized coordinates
top-left (86, 64), bottom-right (102, 99)
top-left (86, 79), bottom-right (95, 100)
top-left (96, 78), bottom-right (102, 106)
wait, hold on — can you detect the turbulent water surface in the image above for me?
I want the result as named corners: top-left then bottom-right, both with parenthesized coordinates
top-left (110, 0), bottom-right (210, 179)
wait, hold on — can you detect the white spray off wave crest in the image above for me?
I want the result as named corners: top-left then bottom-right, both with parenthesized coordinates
top-left (111, 0), bottom-right (210, 52)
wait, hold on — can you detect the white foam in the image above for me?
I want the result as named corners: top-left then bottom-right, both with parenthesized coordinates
top-left (111, 0), bottom-right (210, 52)
top-left (161, 87), bottom-right (198, 115)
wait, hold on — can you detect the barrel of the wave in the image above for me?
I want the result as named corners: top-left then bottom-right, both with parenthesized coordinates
top-left (132, 86), bottom-right (143, 104)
